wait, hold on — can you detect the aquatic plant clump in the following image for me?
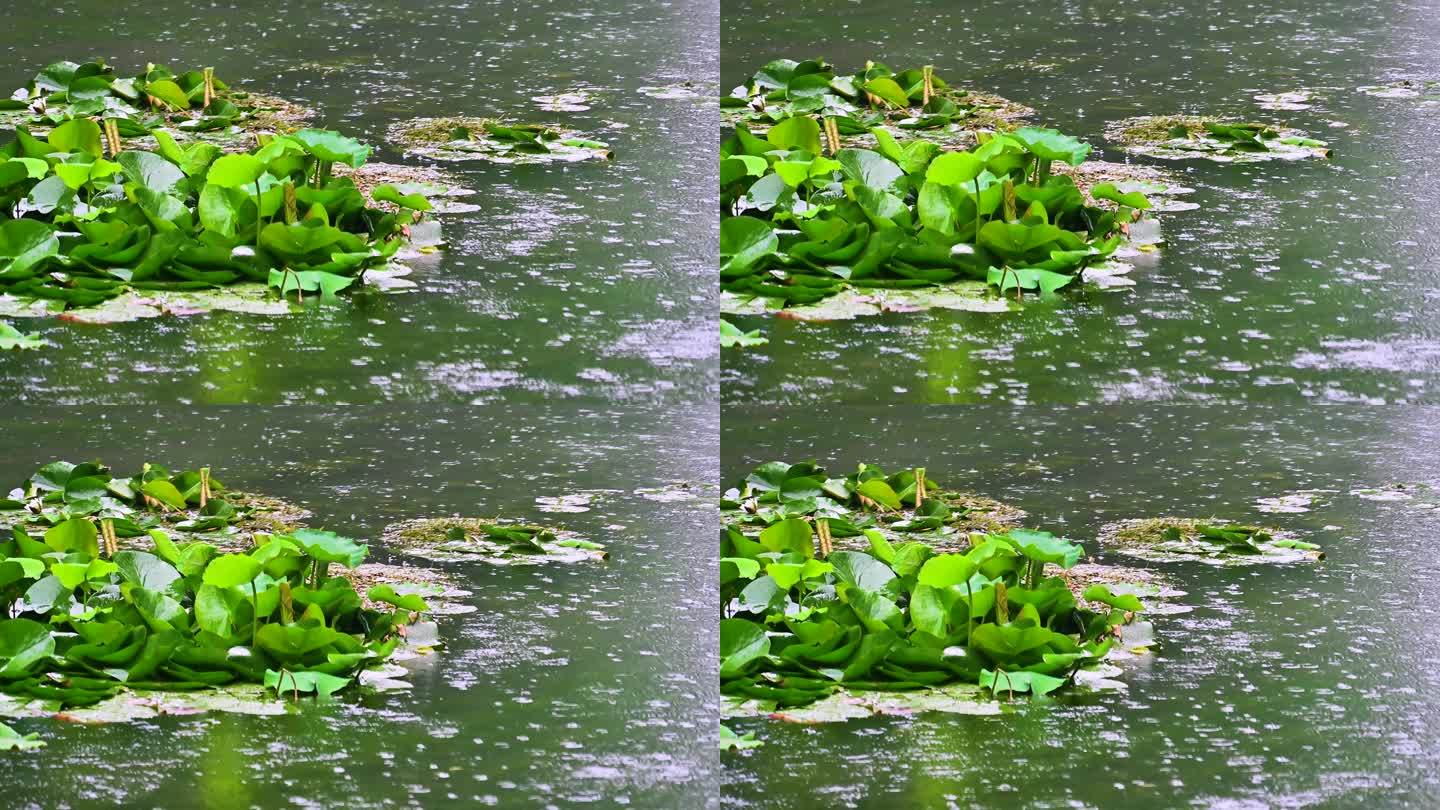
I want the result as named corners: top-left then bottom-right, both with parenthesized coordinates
top-left (0, 125), bottom-right (435, 316)
top-left (0, 60), bottom-right (311, 149)
top-left (0, 459), bottom-right (438, 716)
top-left (380, 517), bottom-right (607, 565)
top-left (721, 58), bottom-right (1033, 147)
top-left (720, 459), bottom-right (1154, 715)
top-left (720, 460), bottom-right (1026, 549)
top-left (1097, 518), bottom-right (1324, 565)
top-left (722, 121), bottom-right (1159, 315)
top-left (388, 117), bottom-right (612, 164)
top-left (1105, 116), bottom-right (1330, 162)
top-left (0, 461), bottom-right (309, 544)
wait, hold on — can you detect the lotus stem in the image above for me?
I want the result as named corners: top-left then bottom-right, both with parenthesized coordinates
top-left (279, 580), bottom-right (294, 624)
top-left (1037, 158), bottom-right (1052, 185)
top-left (996, 668), bottom-right (1015, 701)
top-left (283, 181), bottom-right (297, 224)
top-left (995, 581), bottom-right (1009, 624)
top-left (965, 579), bottom-right (975, 647)
top-left (203, 67), bottom-right (215, 108)
top-left (922, 65), bottom-right (933, 105)
top-left (253, 178), bottom-right (264, 249)
top-left (1002, 179), bottom-right (1016, 222)
top-left (100, 518), bottom-right (118, 557)
top-left (103, 118), bottom-right (121, 157)
top-left (973, 174), bottom-right (983, 242)
top-left (199, 467), bottom-right (211, 507)
top-left (816, 518), bottom-right (833, 558)
top-left (823, 117), bottom-right (841, 156)
top-left (914, 468), bottom-right (926, 509)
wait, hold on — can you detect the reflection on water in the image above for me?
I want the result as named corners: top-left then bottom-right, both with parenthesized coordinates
top-left (722, 403), bottom-right (1440, 807)
top-left (721, 0), bottom-right (1440, 406)
top-left (0, 0), bottom-right (719, 407)
top-left (1, 403), bottom-right (718, 808)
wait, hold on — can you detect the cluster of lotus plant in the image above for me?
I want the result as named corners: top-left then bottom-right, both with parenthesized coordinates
top-left (720, 461), bottom-right (1146, 706)
top-left (0, 460), bottom-right (429, 706)
top-left (721, 120), bottom-right (1149, 306)
top-left (0, 122), bottom-right (431, 308)
top-left (721, 58), bottom-right (1008, 133)
top-left (3, 60), bottom-right (279, 135)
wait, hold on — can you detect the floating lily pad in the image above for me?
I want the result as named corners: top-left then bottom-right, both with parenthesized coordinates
top-left (719, 724), bottom-right (763, 750)
top-left (380, 517), bottom-right (608, 565)
top-left (721, 281), bottom-right (1014, 321)
top-left (1349, 483), bottom-right (1438, 509)
top-left (388, 117), bottom-right (612, 164)
top-left (1064, 565), bottom-right (1192, 617)
top-left (53, 285), bottom-right (294, 324)
top-left (334, 162), bottom-right (477, 211)
top-left (348, 563), bottom-right (475, 616)
top-left (0, 721), bottom-right (45, 750)
top-left (535, 492), bottom-right (603, 513)
top-left (532, 91), bottom-right (593, 112)
top-left (1097, 518), bottom-right (1324, 564)
top-left (639, 83), bottom-right (708, 101)
top-left (1105, 115), bottom-right (1330, 162)
top-left (1255, 491), bottom-right (1333, 513)
top-left (1254, 90), bottom-right (1315, 110)
top-left (0, 321), bottom-right (47, 350)
top-left (1357, 80), bottom-right (1438, 99)
top-left (633, 483), bottom-right (712, 503)
top-left (721, 319), bottom-right (768, 348)
top-left (721, 682), bottom-right (1002, 723)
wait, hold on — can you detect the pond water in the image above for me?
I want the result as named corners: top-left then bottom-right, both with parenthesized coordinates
top-left (722, 403), bottom-right (1440, 808)
top-left (2, 403), bottom-right (718, 808)
top-left (722, 0), bottom-right (1440, 406)
top-left (0, 0), bottom-right (718, 406)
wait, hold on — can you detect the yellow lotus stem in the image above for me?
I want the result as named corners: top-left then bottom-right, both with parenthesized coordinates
top-left (203, 67), bottom-right (215, 108)
top-left (922, 65), bottom-right (933, 105)
top-left (914, 468), bottom-right (926, 509)
top-left (816, 518), bottom-right (833, 558)
top-left (103, 119), bottom-right (121, 157)
top-left (823, 117), bottom-right (841, 156)
top-left (199, 467), bottom-right (211, 507)
top-left (100, 518), bottom-right (118, 557)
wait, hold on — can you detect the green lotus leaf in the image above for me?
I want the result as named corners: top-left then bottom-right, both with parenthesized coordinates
top-left (0, 618), bottom-right (55, 678)
top-left (292, 129), bottom-right (371, 167)
top-left (720, 618), bottom-right (769, 679)
top-left (1012, 127), bottom-right (1092, 165)
top-left (290, 529), bottom-right (367, 569)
